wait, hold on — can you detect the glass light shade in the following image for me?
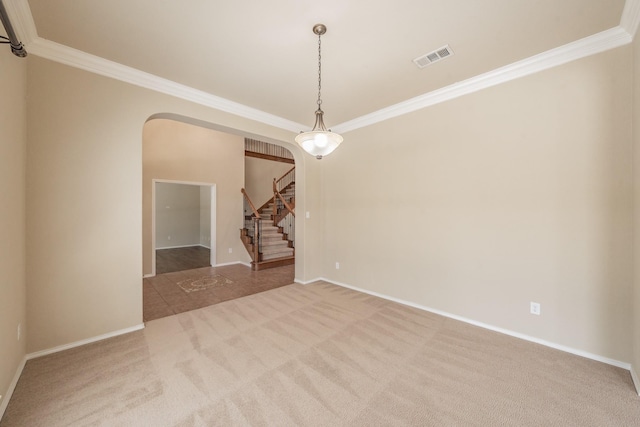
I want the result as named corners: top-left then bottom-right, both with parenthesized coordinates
top-left (295, 130), bottom-right (343, 159)
top-left (295, 108), bottom-right (343, 159)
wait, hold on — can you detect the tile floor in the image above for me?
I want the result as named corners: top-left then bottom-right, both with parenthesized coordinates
top-left (155, 246), bottom-right (211, 274)
top-left (143, 263), bottom-right (295, 321)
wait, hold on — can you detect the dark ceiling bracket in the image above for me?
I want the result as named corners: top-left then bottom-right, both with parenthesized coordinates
top-left (0, 0), bottom-right (27, 57)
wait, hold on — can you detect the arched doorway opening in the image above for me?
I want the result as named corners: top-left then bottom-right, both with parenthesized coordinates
top-left (141, 114), bottom-right (302, 321)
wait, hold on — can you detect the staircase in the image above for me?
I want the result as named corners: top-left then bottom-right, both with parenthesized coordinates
top-left (256, 221), bottom-right (293, 260)
top-left (240, 174), bottom-right (295, 271)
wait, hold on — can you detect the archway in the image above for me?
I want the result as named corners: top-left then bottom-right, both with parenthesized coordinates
top-left (141, 113), bottom-right (305, 321)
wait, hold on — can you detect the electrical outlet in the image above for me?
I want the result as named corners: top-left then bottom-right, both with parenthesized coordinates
top-left (335, 262), bottom-right (340, 270)
top-left (17, 323), bottom-right (21, 341)
top-left (167, 236), bottom-right (171, 241)
top-left (530, 302), bottom-right (541, 315)
top-left (306, 211), bottom-right (310, 219)
top-left (228, 248), bottom-right (232, 253)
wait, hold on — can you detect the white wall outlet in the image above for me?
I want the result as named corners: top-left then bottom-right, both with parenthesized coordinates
top-left (306, 211), bottom-right (310, 219)
top-left (530, 302), bottom-right (541, 315)
top-left (335, 262), bottom-right (340, 270)
top-left (228, 248), bottom-right (232, 253)
top-left (17, 323), bottom-right (21, 341)
top-left (167, 235), bottom-right (171, 240)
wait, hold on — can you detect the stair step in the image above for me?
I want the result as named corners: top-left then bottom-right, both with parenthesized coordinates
top-left (262, 246), bottom-right (293, 253)
top-left (262, 249), bottom-right (294, 260)
top-left (263, 241), bottom-right (284, 246)
top-left (262, 249), bottom-right (292, 257)
top-left (262, 241), bottom-right (292, 251)
top-left (261, 227), bottom-right (282, 233)
top-left (261, 239), bottom-right (288, 247)
top-left (251, 255), bottom-right (294, 271)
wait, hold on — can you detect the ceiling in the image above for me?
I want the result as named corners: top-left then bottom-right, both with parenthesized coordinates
top-left (5, 0), bottom-right (635, 132)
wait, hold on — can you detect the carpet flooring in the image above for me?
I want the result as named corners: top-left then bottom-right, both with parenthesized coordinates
top-left (2, 282), bottom-right (639, 426)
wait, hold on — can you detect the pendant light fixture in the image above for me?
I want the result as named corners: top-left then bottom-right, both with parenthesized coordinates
top-left (295, 24), bottom-right (343, 160)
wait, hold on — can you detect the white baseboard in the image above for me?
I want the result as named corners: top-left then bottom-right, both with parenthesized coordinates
top-left (631, 366), bottom-right (640, 396)
top-left (0, 357), bottom-right (26, 421)
top-left (26, 324), bottom-right (145, 361)
top-left (214, 261), bottom-right (251, 268)
top-left (310, 277), bottom-right (632, 371)
top-left (156, 244), bottom-right (207, 250)
top-left (143, 273), bottom-right (154, 278)
top-left (295, 278), bottom-right (323, 285)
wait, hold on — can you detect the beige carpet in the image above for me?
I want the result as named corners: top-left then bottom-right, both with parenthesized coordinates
top-left (2, 281), bottom-right (639, 426)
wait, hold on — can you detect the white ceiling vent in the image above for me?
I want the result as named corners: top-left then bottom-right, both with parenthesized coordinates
top-left (413, 45), bottom-right (454, 69)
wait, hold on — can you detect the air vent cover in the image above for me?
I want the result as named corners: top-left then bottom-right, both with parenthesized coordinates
top-left (413, 45), bottom-right (454, 69)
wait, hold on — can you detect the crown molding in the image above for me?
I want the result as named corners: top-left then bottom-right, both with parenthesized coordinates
top-left (621, 0), bottom-right (640, 37)
top-left (333, 27), bottom-right (632, 133)
top-left (25, 37), bottom-right (306, 133)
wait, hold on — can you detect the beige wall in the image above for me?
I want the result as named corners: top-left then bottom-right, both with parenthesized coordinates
top-left (323, 46), bottom-right (634, 362)
top-left (155, 182), bottom-right (202, 249)
top-left (143, 119), bottom-right (246, 273)
top-left (25, 56), bottom-right (312, 353)
top-left (633, 27), bottom-right (640, 386)
top-left (0, 52), bottom-right (27, 411)
top-left (245, 156), bottom-right (294, 209)
top-left (302, 158), bottom-right (324, 281)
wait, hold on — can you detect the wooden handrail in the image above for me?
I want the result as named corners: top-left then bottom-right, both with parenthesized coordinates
top-left (241, 188), bottom-right (261, 219)
top-left (273, 199), bottom-right (295, 225)
top-left (270, 166), bottom-right (296, 226)
top-left (275, 166), bottom-right (295, 185)
top-left (275, 191), bottom-right (295, 217)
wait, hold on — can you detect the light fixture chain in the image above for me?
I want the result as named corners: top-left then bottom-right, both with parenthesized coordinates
top-left (317, 31), bottom-right (322, 108)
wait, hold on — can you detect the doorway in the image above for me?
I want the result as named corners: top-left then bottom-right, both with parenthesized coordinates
top-left (151, 180), bottom-right (216, 276)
